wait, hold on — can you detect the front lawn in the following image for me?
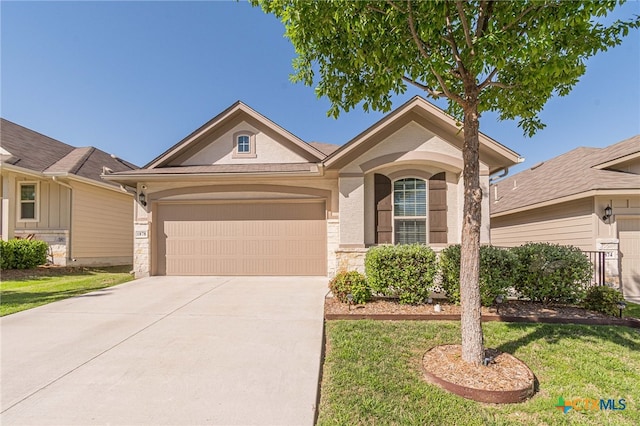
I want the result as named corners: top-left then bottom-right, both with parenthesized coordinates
top-left (0, 266), bottom-right (134, 316)
top-left (318, 321), bottom-right (640, 425)
top-left (625, 301), bottom-right (640, 319)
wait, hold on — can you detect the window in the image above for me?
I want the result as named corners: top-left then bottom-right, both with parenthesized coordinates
top-left (393, 178), bottom-right (426, 244)
top-left (19, 182), bottom-right (38, 221)
top-left (237, 135), bottom-right (250, 153)
top-left (233, 132), bottom-right (256, 158)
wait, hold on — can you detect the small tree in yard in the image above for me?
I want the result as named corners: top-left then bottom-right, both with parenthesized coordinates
top-left (254, 0), bottom-right (639, 365)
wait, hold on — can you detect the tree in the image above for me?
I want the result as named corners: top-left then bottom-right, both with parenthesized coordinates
top-left (253, 0), bottom-right (639, 365)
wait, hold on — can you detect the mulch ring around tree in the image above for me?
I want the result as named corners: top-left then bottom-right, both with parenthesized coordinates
top-left (422, 344), bottom-right (536, 404)
top-left (324, 297), bottom-right (640, 328)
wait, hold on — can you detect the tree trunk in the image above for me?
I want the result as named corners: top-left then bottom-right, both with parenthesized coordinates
top-left (460, 101), bottom-right (484, 366)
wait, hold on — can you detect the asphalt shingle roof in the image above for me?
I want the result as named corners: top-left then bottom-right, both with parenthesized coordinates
top-left (1, 118), bottom-right (137, 186)
top-left (491, 135), bottom-right (640, 215)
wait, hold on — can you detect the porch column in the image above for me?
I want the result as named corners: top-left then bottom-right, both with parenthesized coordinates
top-left (2, 173), bottom-right (15, 240)
top-left (338, 174), bottom-right (365, 248)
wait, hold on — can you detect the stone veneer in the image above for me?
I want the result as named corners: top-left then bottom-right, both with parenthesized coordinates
top-left (334, 248), bottom-right (368, 275)
top-left (326, 219), bottom-right (340, 277)
top-left (14, 229), bottom-right (69, 266)
top-left (134, 221), bottom-right (151, 278)
top-left (596, 238), bottom-right (621, 289)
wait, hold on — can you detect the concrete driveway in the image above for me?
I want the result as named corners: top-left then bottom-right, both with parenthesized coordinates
top-left (1, 276), bottom-right (328, 425)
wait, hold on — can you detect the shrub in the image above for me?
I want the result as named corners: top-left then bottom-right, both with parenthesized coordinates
top-left (439, 245), bottom-right (517, 306)
top-left (365, 244), bottom-right (437, 305)
top-left (583, 286), bottom-right (625, 316)
top-left (329, 270), bottom-right (371, 304)
top-left (0, 239), bottom-right (49, 270)
top-left (512, 242), bottom-right (592, 305)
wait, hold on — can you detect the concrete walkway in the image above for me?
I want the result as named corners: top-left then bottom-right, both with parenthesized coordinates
top-left (1, 276), bottom-right (328, 425)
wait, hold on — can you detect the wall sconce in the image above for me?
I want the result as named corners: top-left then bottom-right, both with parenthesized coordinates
top-left (602, 205), bottom-right (612, 222)
top-left (138, 192), bottom-right (147, 207)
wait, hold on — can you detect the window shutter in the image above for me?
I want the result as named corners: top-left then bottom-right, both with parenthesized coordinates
top-left (374, 173), bottom-right (392, 244)
top-left (429, 172), bottom-right (448, 243)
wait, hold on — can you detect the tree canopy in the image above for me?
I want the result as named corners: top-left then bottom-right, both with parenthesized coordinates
top-left (254, 0), bottom-right (639, 365)
top-left (256, 0), bottom-right (638, 135)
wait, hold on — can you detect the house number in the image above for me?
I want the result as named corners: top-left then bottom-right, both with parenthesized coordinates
top-left (135, 230), bottom-right (148, 239)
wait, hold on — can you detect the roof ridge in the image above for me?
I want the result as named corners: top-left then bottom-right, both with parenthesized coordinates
top-left (68, 147), bottom-right (96, 175)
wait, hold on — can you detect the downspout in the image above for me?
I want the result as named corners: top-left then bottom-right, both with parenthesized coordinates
top-left (489, 167), bottom-right (510, 183)
top-left (51, 176), bottom-right (73, 265)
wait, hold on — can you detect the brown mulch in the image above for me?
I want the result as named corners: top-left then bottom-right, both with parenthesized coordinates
top-left (423, 344), bottom-right (534, 392)
top-left (325, 297), bottom-right (614, 320)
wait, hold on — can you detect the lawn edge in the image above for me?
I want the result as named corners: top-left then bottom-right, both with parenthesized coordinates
top-left (324, 312), bottom-right (640, 328)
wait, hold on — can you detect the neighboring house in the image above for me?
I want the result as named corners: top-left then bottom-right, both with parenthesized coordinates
top-left (490, 135), bottom-right (640, 302)
top-left (1, 118), bottom-right (138, 266)
top-left (104, 97), bottom-right (521, 278)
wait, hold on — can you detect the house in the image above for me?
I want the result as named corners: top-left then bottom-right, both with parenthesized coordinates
top-left (1, 118), bottom-right (137, 266)
top-left (104, 97), bottom-right (521, 278)
top-left (490, 135), bottom-right (640, 302)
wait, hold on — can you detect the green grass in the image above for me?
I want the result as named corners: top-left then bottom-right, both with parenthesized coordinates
top-left (318, 321), bottom-right (640, 425)
top-left (625, 302), bottom-right (640, 319)
top-left (0, 266), bottom-right (134, 316)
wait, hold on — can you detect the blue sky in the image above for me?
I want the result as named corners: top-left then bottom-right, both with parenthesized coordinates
top-left (2, 1), bottom-right (639, 174)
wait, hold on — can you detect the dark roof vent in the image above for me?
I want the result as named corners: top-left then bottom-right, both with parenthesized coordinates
top-left (530, 161), bottom-right (544, 170)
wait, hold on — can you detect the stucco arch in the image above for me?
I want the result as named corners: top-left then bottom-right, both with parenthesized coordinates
top-left (151, 184), bottom-right (333, 211)
top-left (359, 151), bottom-right (466, 174)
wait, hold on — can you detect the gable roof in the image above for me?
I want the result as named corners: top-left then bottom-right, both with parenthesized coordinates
top-left (323, 96), bottom-right (522, 173)
top-left (308, 141), bottom-right (340, 156)
top-left (145, 101), bottom-right (327, 168)
top-left (491, 135), bottom-right (640, 215)
top-left (1, 118), bottom-right (137, 189)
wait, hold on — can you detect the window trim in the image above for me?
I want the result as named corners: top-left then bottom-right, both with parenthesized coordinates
top-left (232, 131), bottom-right (257, 158)
top-left (17, 181), bottom-right (40, 222)
top-left (392, 177), bottom-right (428, 245)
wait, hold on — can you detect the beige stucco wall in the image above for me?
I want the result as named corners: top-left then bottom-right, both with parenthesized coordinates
top-left (70, 181), bottom-right (133, 266)
top-left (339, 121), bottom-right (489, 175)
top-left (181, 121), bottom-right (309, 165)
top-left (490, 198), bottom-right (595, 250)
top-left (337, 120), bottom-right (491, 247)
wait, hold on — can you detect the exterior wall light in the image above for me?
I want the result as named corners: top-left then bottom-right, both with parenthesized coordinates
top-left (138, 192), bottom-right (147, 207)
top-left (602, 205), bottom-right (613, 222)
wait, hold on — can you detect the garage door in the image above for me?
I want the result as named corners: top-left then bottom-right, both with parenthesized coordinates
top-left (155, 202), bottom-right (327, 276)
top-left (619, 218), bottom-right (640, 303)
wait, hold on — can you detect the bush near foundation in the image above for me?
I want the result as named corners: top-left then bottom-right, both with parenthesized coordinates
top-left (365, 244), bottom-right (437, 305)
top-left (512, 242), bottom-right (592, 305)
top-left (582, 285), bottom-right (625, 316)
top-left (0, 239), bottom-right (49, 270)
top-left (329, 270), bottom-right (371, 304)
top-left (439, 245), bottom-right (516, 306)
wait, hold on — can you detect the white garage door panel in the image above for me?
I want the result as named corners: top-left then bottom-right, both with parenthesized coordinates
top-left (156, 202), bottom-right (326, 276)
top-left (619, 218), bottom-right (640, 303)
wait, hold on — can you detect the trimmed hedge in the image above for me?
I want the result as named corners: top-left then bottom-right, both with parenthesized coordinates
top-left (0, 239), bottom-right (49, 270)
top-left (512, 242), bottom-right (592, 305)
top-left (439, 244), bottom-right (517, 306)
top-left (329, 270), bottom-right (371, 304)
top-left (365, 244), bottom-right (437, 305)
top-left (582, 285), bottom-right (625, 316)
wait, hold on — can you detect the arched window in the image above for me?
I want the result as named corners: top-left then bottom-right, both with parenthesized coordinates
top-left (233, 132), bottom-right (256, 158)
top-left (393, 178), bottom-right (427, 244)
